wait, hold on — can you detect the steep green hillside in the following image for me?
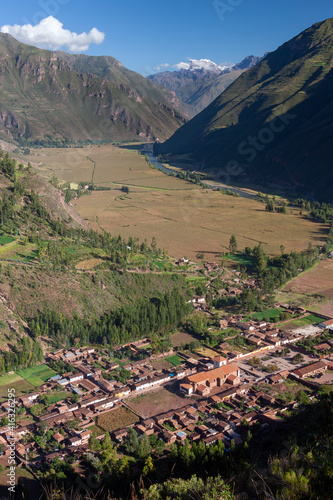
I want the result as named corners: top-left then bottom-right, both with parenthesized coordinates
top-left (156, 19), bottom-right (333, 200)
top-left (0, 150), bottom-right (190, 363)
top-left (0, 34), bottom-right (186, 144)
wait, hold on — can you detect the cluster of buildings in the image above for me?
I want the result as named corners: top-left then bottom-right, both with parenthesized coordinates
top-left (0, 301), bottom-right (332, 474)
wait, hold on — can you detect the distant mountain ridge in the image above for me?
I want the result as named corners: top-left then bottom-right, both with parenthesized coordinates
top-left (148, 56), bottom-right (263, 117)
top-left (155, 19), bottom-right (333, 201)
top-left (0, 34), bottom-right (186, 144)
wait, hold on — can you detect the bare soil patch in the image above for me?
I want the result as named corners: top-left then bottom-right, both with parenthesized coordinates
top-left (96, 406), bottom-right (139, 432)
top-left (151, 359), bottom-right (172, 370)
top-left (128, 384), bottom-right (197, 418)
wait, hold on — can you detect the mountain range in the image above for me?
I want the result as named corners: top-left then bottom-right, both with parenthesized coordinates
top-left (0, 33), bottom-right (186, 144)
top-left (155, 19), bottom-right (333, 201)
top-left (148, 56), bottom-right (262, 117)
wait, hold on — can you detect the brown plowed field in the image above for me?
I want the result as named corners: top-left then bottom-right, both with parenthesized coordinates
top-left (283, 259), bottom-right (333, 299)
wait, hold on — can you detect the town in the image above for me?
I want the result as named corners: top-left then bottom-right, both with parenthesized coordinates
top-left (0, 303), bottom-right (332, 480)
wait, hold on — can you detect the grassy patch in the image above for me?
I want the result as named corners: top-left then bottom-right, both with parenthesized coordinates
top-left (0, 236), bottom-right (15, 245)
top-left (47, 391), bottom-right (69, 404)
top-left (165, 355), bottom-right (183, 366)
top-left (186, 276), bottom-right (207, 283)
top-left (195, 346), bottom-right (219, 358)
top-left (248, 308), bottom-right (284, 322)
top-left (227, 253), bottom-right (255, 268)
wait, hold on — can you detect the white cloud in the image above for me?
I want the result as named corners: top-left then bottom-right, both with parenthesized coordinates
top-left (152, 63), bottom-right (171, 71)
top-left (174, 61), bottom-right (191, 70)
top-left (1, 16), bottom-right (105, 52)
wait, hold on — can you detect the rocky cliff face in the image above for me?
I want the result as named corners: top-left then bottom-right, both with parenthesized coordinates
top-left (0, 34), bottom-right (186, 144)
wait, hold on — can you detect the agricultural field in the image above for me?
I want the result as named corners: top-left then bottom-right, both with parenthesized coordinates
top-left (151, 359), bottom-right (172, 370)
top-left (0, 240), bottom-right (41, 263)
top-left (75, 187), bottom-right (326, 261)
top-left (0, 372), bottom-right (23, 386)
top-left (171, 331), bottom-right (199, 347)
top-left (283, 259), bottom-right (333, 300)
top-left (47, 391), bottom-right (69, 404)
top-left (0, 378), bottom-right (34, 400)
top-left (16, 364), bottom-right (57, 387)
top-left (278, 314), bottom-right (324, 331)
top-left (22, 144), bottom-right (327, 261)
top-left (96, 406), bottom-right (139, 432)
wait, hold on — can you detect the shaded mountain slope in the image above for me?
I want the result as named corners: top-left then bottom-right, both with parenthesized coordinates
top-left (155, 19), bottom-right (333, 200)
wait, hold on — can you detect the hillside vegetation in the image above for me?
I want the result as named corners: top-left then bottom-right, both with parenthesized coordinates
top-left (0, 149), bottom-right (190, 368)
top-left (0, 34), bottom-right (186, 144)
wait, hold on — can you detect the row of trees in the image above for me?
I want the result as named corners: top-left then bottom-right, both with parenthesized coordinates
top-left (29, 288), bottom-right (190, 347)
top-left (265, 198), bottom-right (287, 213)
top-left (293, 198), bottom-right (333, 223)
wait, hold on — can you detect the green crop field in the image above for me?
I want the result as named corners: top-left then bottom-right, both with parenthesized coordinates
top-left (16, 364), bottom-right (57, 387)
top-left (227, 253), bottom-right (255, 268)
top-left (166, 355), bottom-right (183, 366)
top-left (47, 391), bottom-right (69, 404)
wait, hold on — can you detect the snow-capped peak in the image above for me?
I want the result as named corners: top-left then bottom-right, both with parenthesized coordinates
top-left (174, 58), bottom-right (232, 72)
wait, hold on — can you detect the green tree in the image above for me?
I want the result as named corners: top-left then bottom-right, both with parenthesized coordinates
top-left (229, 235), bottom-right (237, 254)
top-left (297, 390), bottom-right (310, 405)
top-left (125, 427), bottom-right (139, 455)
top-left (266, 198), bottom-right (274, 211)
top-left (137, 435), bottom-right (151, 460)
top-left (143, 455), bottom-right (155, 476)
top-left (253, 242), bottom-right (267, 276)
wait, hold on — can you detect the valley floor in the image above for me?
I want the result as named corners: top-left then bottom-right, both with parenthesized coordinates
top-left (16, 143), bottom-right (327, 261)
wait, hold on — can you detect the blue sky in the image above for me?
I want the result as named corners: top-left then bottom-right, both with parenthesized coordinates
top-left (1, 0), bottom-right (332, 74)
